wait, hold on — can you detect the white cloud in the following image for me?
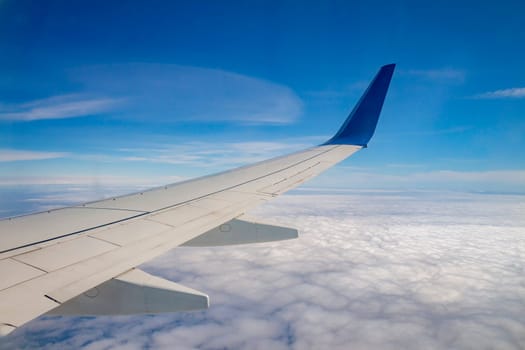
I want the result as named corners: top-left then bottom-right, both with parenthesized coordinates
top-left (0, 149), bottom-right (68, 162)
top-left (403, 68), bottom-right (466, 83)
top-left (473, 87), bottom-right (525, 99)
top-left (2, 190), bottom-right (524, 349)
top-left (410, 169), bottom-right (525, 183)
top-left (305, 80), bottom-right (371, 101)
top-left (307, 168), bottom-right (525, 193)
top-left (0, 65), bottom-right (303, 125)
top-left (390, 126), bottom-right (473, 137)
top-left (0, 175), bottom-right (184, 186)
top-left (114, 138), bottom-right (324, 169)
top-left (72, 64), bottom-right (303, 125)
top-left (0, 94), bottom-right (123, 121)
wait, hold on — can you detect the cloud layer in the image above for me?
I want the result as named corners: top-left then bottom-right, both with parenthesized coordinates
top-left (1, 190), bottom-right (523, 349)
top-left (473, 87), bottom-right (525, 99)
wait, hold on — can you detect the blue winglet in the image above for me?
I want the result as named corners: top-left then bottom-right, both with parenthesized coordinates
top-left (324, 64), bottom-right (395, 147)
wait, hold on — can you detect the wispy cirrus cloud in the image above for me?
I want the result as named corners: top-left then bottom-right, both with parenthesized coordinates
top-left (386, 126), bottom-right (473, 137)
top-left (305, 80), bottom-right (371, 100)
top-left (402, 68), bottom-right (466, 83)
top-left (0, 94), bottom-right (123, 121)
top-left (72, 64), bottom-right (303, 125)
top-left (308, 168), bottom-right (525, 193)
top-left (112, 137), bottom-right (325, 169)
top-left (1, 64), bottom-right (303, 125)
top-left (0, 149), bottom-right (68, 162)
top-left (472, 87), bottom-right (525, 99)
top-left (117, 141), bottom-right (299, 168)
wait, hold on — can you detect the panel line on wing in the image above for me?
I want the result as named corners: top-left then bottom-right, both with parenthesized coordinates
top-left (74, 206), bottom-right (148, 213)
top-left (0, 212), bottom-right (149, 255)
top-left (10, 258), bottom-right (48, 274)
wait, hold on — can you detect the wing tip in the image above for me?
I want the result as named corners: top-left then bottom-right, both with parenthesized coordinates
top-left (324, 64), bottom-right (396, 147)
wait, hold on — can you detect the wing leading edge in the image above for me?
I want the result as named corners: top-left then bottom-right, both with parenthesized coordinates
top-left (0, 64), bottom-right (395, 336)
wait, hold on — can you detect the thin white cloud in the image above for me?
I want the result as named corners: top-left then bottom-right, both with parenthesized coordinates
top-left (0, 149), bottom-right (68, 162)
top-left (0, 174), bottom-right (184, 186)
top-left (403, 68), bottom-right (466, 83)
top-left (410, 169), bottom-right (525, 183)
top-left (1, 65), bottom-right (302, 125)
top-left (306, 81), bottom-right (371, 100)
top-left (72, 64), bottom-right (303, 125)
top-left (308, 168), bottom-right (525, 193)
top-left (2, 191), bottom-right (523, 349)
top-left (113, 137), bottom-right (325, 169)
top-left (0, 94), bottom-right (123, 121)
top-left (473, 87), bottom-right (525, 99)
top-left (389, 126), bottom-right (473, 137)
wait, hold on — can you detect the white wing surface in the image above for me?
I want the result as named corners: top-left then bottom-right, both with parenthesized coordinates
top-left (0, 64), bottom-right (395, 336)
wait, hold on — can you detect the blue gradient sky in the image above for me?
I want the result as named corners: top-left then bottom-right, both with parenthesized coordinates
top-left (1, 0), bottom-right (524, 197)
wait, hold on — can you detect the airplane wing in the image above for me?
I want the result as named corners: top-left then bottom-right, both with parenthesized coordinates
top-left (0, 64), bottom-right (395, 336)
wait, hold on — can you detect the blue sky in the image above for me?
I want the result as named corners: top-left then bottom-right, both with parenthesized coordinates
top-left (1, 3), bottom-right (524, 348)
top-left (1, 0), bottom-right (525, 203)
